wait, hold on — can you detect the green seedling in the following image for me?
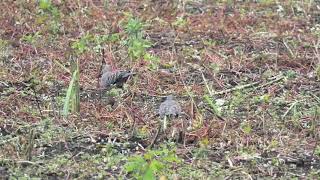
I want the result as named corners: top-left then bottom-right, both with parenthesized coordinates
top-left (124, 145), bottom-right (181, 179)
top-left (21, 32), bottom-right (41, 45)
top-left (63, 57), bottom-right (80, 117)
top-left (122, 15), bottom-right (156, 66)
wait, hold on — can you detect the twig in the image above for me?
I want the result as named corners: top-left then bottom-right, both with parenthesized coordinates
top-left (53, 59), bottom-right (71, 74)
top-left (201, 71), bottom-right (213, 96)
top-left (31, 85), bottom-right (44, 118)
top-left (283, 38), bottom-right (296, 58)
top-left (204, 107), bottom-right (226, 121)
top-left (149, 123), bottom-right (161, 149)
top-left (212, 81), bottom-right (261, 95)
top-left (312, 106), bottom-right (320, 159)
top-left (212, 74), bottom-right (284, 96)
top-left (309, 92), bottom-right (320, 104)
top-left (254, 74), bottom-right (284, 89)
top-left (282, 101), bottom-right (299, 119)
top-left (1, 159), bottom-right (41, 166)
top-left (98, 49), bottom-right (105, 113)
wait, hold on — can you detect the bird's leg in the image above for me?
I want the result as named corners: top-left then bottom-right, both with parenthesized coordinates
top-left (163, 116), bottom-right (167, 131)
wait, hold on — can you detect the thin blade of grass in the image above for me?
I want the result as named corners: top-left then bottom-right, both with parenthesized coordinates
top-left (62, 68), bottom-right (78, 117)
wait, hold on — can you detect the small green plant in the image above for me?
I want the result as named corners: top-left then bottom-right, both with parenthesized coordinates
top-left (123, 15), bottom-right (156, 68)
top-left (71, 33), bottom-right (93, 54)
top-left (37, 0), bottom-right (62, 35)
top-left (124, 145), bottom-right (181, 179)
top-left (228, 90), bottom-right (246, 112)
top-left (257, 0), bottom-right (276, 6)
top-left (203, 39), bottom-right (217, 47)
top-left (203, 95), bottom-right (222, 116)
top-left (93, 33), bottom-right (120, 52)
top-left (253, 94), bottom-right (271, 104)
top-left (21, 32), bottom-right (41, 45)
top-left (172, 16), bottom-right (188, 28)
top-left (193, 139), bottom-right (210, 159)
top-left (0, 39), bottom-right (8, 50)
top-left (125, 17), bottom-right (144, 39)
top-left (38, 0), bottom-right (52, 11)
top-left (127, 38), bottom-right (152, 60)
top-left (143, 52), bottom-right (160, 70)
top-left (310, 24), bottom-right (320, 37)
top-left (240, 121), bottom-right (252, 134)
top-left (268, 139), bottom-right (279, 149)
top-left (63, 57), bottom-right (80, 117)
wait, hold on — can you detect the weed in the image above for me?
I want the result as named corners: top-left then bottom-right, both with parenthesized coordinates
top-left (38, 0), bottom-right (52, 11)
top-left (144, 52), bottom-right (160, 70)
top-left (203, 39), bottom-right (217, 47)
top-left (203, 95), bottom-right (222, 116)
top-left (37, 0), bottom-right (62, 35)
top-left (182, 47), bottom-right (201, 62)
top-left (63, 57), bottom-right (80, 117)
top-left (122, 15), bottom-right (157, 68)
top-left (127, 38), bottom-right (152, 60)
top-left (125, 17), bottom-right (144, 39)
top-left (257, 0), bottom-right (276, 6)
top-left (228, 91), bottom-right (246, 114)
top-left (71, 33), bottom-right (92, 54)
top-left (124, 145), bottom-right (181, 179)
top-left (193, 145), bottom-right (210, 159)
top-left (240, 121), bottom-right (252, 135)
top-left (21, 32), bottom-right (41, 45)
top-left (172, 16), bottom-right (188, 28)
top-left (311, 24), bottom-right (320, 37)
top-left (267, 139), bottom-right (279, 150)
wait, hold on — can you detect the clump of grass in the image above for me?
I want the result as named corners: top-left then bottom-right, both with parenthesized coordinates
top-left (62, 56), bottom-right (80, 117)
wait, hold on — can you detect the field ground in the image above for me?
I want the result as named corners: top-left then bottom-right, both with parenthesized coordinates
top-left (0, 0), bottom-right (320, 179)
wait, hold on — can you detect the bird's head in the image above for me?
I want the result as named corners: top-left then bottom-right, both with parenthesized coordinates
top-left (102, 64), bottom-right (112, 74)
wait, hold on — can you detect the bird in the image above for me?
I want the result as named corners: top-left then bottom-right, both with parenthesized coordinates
top-left (158, 95), bottom-right (181, 118)
top-left (99, 64), bottom-right (135, 89)
top-left (150, 95), bottom-right (182, 148)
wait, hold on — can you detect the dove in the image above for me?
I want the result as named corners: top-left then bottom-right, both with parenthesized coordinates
top-left (150, 95), bottom-right (182, 147)
top-left (99, 64), bottom-right (135, 89)
top-left (159, 95), bottom-right (181, 118)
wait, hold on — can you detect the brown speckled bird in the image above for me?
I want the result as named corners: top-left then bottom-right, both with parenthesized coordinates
top-left (99, 64), bottom-right (135, 89)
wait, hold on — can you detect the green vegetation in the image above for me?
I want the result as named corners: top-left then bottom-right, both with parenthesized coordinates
top-left (124, 145), bottom-right (181, 179)
top-left (63, 57), bottom-right (80, 117)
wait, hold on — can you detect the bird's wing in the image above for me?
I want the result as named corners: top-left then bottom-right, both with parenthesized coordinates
top-left (159, 101), bottom-right (169, 117)
top-left (100, 72), bottom-right (115, 88)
